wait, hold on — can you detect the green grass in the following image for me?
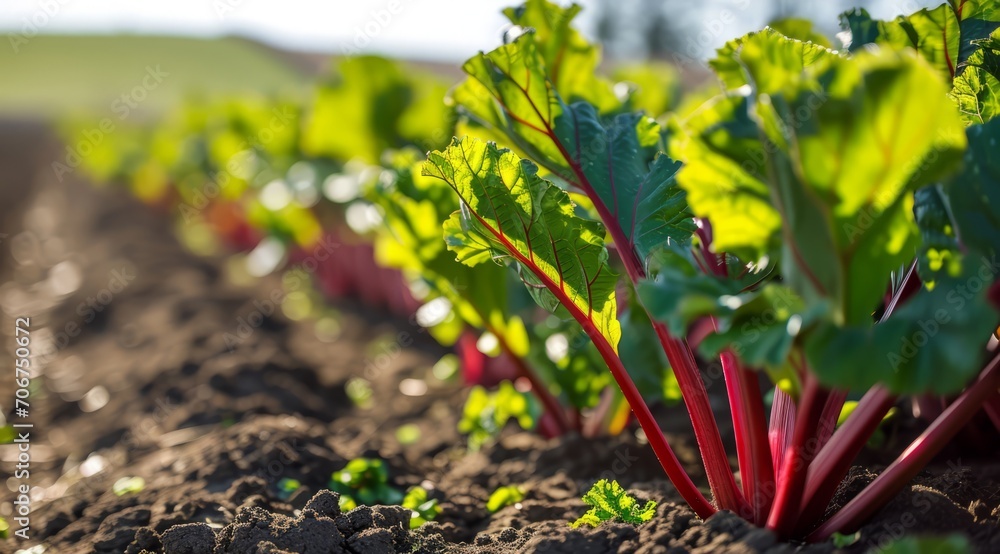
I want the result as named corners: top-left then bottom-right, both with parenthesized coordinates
top-left (0, 35), bottom-right (311, 118)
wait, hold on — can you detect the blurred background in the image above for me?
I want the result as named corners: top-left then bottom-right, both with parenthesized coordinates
top-left (0, 0), bottom-right (938, 119)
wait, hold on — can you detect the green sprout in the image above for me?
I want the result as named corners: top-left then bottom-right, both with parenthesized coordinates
top-left (570, 480), bottom-right (657, 528)
top-left (402, 486), bottom-right (441, 529)
top-left (459, 382), bottom-right (539, 451)
top-left (277, 478), bottom-right (301, 500)
top-left (112, 477), bottom-right (145, 497)
top-left (329, 457), bottom-right (403, 506)
top-left (487, 485), bottom-right (525, 513)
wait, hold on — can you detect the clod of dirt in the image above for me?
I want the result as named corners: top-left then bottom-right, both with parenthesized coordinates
top-left (158, 523), bottom-right (216, 554)
top-left (94, 506), bottom-right (152, 553)
top-left (303, 489), bottom-right (342, 519)
top-left (216, 504), bottom-right (347, 553)
top-left (125, 527), bottom-right (163, 554)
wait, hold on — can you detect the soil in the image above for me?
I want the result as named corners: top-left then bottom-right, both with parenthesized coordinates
top-left (1, 125), bottom-right (999, 553)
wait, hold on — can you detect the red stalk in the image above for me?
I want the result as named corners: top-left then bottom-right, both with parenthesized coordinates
top-left (793, 258), bottom-right (914, 534)
top-left (808, 353), bottom-right (1000, 541)
top-left (767, 374), bottom-right (829, 537)
top-left (483, 77), bottom-right (743, 514)
top-left (984, 391), bottom-right (1000, 432)
top-left (795, 386), bottom-right (896, 535)
top-left (815, 389), bottom-right (848, 452)
top-left (654, 324), bottom-right (751, 515)
top-left (768, 387), bottom-right (797, 480)
top-left (704, 224), bottom-right (773, 522)
top-left (560, 145), bottom-right (746, 514)
top-left (465, 207), bottom-right (717, 518)
top-left (716, 345), bottom-right (773, 523)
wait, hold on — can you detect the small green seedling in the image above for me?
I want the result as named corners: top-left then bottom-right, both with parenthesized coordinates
top-left (459, 382), bottom-right (539, 451)
top-left (0, 516), bottom-right (8, 539)
top-left (339, 495), bottom-right (358, 511)
top-left (277, 478), bottom-right (301, 500)
top-left (487, 485), bottom-right (525, 513)
top-left (402, 486), bottom-right (441, 529)
top-left (329, 458), bottom-right (404, 506)
top-left (112, 477), bottom-right (145, 497)
top-left (570, 480), bottom-right (657, 528)
top-left (329, 458), bottom-right (440, 527)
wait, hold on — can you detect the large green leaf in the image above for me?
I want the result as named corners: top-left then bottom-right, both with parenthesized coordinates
top-left (942, 117), bottom-right (1000, 262)
top-left (840, 2), bottom-right (1000, 81)
top-left (367, 150), bottom-right (525, 350)
top-left (672, 50), bottom-right (967, 325)
top-left (423, 137), bottom-right (621, 351)
top-left (501, 0), bottom-right (619, 112)
top-left (913, 184), bottom-right (962, 283)
top-left (805, 256), bottom-right (998, 394)
top-left (454, 31), bottom-right (695, 269)
top-left (914, 117), bottom-right (1000, 284)
top-left (649, 44), bottom-right (988, 394)
top-left (711, 27), bottom-right (839, 93)
top-left (302, 57), bottom-right (451, 164)
top-left (950, 34), bottom-right (1000, 124)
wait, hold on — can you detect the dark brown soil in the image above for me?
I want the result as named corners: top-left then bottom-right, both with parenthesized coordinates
top-left (1, 126), bottom-right (999, 553)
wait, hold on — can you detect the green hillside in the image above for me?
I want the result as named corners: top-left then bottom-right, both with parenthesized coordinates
top-left (0, 35), bottom-right (311, 118)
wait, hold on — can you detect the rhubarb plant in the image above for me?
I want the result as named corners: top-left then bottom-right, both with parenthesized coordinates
top-left (424, 0), bottom-right (1000, 542)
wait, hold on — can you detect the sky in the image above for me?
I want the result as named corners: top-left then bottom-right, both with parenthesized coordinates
top-left (0, 0), bottom-right (941, 62)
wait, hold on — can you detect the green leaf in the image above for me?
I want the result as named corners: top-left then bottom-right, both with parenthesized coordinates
top-left (501, 0), bottom-right (619, 112)
top-left (805, 257), bottom-right (998, 394)
top-left (767, 18), bottom-right (833, 48)
top-left (402, 486), bottom-right (441, 529)
top-left (673, 49), bottom-right (967, 325)
top-left (917, 117), bottom-right (1000, 282)
top-left (453, 29), bottom-right (695, 269)
top-left (711, 27), bottom-right (839, 93)
top-left (638, 247), bottom-right (819, 372)
top-left (277, 478), bottom-right (301, 500)
top-left (570, 479), bottom-right (657, 528)
top-left (487, 485), bottom-right (526, 513)
top-left (368, 152), bottom-right (527, 350)
top-left (112, 477), bottom-right (145, 497)
top-left (302, 57), bottom-right (451, 164)
top-left (328, 458), bottom-right (404, 506)
top-left (339, 495), bottom-right (357, 512)
top-left (950, 34), bottom-right (1000, 124)
top-left (945, 119), bottom-right (1000, 259)
top-left (914, 185), bottom-right (963, 283)
top-left (840, 3), bottom-right (1000, 82)
top-left (458, 382), bottom-right (540, 451)
top-left (424, 137), bottom-right (621, 351)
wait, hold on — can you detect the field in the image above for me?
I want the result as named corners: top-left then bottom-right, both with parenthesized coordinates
top-left (2, 1), bottom-right (1000, 553)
